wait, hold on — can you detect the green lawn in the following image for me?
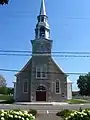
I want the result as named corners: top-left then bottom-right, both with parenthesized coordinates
top-left (67, 99), bottom-right (90, 104)
top-left (0, 95), bottom-right (14, 104)
top-left (0, 94), bottom-right (13, 100)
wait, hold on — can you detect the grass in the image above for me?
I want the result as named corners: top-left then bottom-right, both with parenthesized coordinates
top-left (0, 94), bottom-right (14, 104)
top-left (67, 99), bottom-right (90, 104)
top-left (0, 94), bottom-right (13, 100)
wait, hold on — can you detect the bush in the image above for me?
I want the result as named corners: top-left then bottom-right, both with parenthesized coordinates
top-left (0, 110), bottom-right (35, 120)
top-left (28, 109), bottom-right (37, 117)
top-left (65, 109), bottom-right (90, 120)
top-left (56, 109), bottom-right (73, 118)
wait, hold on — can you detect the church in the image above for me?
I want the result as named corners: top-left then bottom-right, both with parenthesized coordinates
top-left (14, 0), bottom-right (72, 102)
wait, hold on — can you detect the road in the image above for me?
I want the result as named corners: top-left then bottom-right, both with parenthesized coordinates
top-left (0, 104), bottom-right (89, 113)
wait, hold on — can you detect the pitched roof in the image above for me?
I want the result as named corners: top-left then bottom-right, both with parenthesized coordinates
top-left (15, 58), bottom-right (32, 76)
top-left (51, 57), bottom-right (67, 76)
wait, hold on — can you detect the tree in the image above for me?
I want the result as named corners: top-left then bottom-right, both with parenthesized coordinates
top-left (7, 87), bottom-right (14, 95)
top-left (0, 0), bottom-right (8, 5)
top-left (0, 86), bottom-right (8, 94)
top-left (77, 72), bottom-right (90, 95)
top-left (0, 75), bottom-right (6, 87)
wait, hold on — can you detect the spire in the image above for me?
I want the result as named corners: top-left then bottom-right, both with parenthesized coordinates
top-left (40, 0), bottom-right (46, 16)
top-left (35, 0), bottom-right (50, 40)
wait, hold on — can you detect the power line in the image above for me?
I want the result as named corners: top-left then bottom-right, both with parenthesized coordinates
top-left (1, 50), bottom-right (90, 54)
top-left (1, 53), bottom-right (90, 58)
top-left (0, 68), bottom-right (87, 75)
top-left (0, 50), bottom-right (31, 53)
top-left (0, 53), bottom-right (30, 56)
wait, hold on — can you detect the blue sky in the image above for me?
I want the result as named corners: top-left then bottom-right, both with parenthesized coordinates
top-left (0, 0), bottom-right (90, 90)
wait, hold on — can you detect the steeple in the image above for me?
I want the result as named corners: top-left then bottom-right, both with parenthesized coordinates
top-left (40, 0), bottom-right (46, 16)
top-left (34, 0), bottom-right (50, 40)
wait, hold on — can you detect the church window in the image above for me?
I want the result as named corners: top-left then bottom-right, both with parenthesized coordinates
top-left (36, 67), bottom-right (41, 78)
top-left (36, 65), bottom-right (47, 78)
top-left (55, 80), bottom-right (61, 94)
top-left (23, 80), bottom-right (28, 93)
top-left (42, 65), bottom-right (47, 78)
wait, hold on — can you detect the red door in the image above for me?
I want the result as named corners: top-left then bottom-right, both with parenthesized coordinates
top-left (36, 91), bottom-right (46, 101)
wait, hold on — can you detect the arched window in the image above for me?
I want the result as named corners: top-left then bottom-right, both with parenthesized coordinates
top-left (36, 65), bottom-right (47, 78)
top-left (55, 80), bottom-right (61, 94)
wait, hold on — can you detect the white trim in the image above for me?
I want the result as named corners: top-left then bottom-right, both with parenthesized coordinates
top-left (55, 80), bottom-right (61, 94)
top-left (51, 58), bottom-right (68, 77)
top-left (36, 66), bottom-right (41, 79)
top-left (15, 58), bottom-right (32, 76)
top-left (39, 84), bottom-right (47, 90)
top-left (23, 79), bottom-right (28, 93)
top-left (32, 54), bottom-right (51, 56)
top-left (36, 84), bottom-right (47, 91)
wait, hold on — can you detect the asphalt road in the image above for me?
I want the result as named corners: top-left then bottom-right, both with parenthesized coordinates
top-left (0, 104), bottom-right (90, 113)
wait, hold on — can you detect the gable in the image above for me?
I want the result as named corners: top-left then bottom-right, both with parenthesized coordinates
top-left (50, 57), bottom-right (67, 76)
top-left (15, 58), bottom-right (32, 77)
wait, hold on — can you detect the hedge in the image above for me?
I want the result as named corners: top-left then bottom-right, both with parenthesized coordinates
top-left (0, 109), bottom-right (35, 120)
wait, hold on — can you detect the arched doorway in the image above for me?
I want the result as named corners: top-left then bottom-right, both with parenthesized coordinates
top-left (36, 86), bottom-right (46, 101)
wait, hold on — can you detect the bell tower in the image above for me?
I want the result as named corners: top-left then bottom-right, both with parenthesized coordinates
top-left (31, 0), bottom-right (53, 55)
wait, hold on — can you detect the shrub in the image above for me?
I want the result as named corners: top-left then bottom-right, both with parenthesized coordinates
top-left (0, 109), bottom-right (35, 120)
top-left (56, 109), bottom-right (73, 118)
top-left (65, 109), bottom-right (90, 120)
top-left (28, 109), bottom-right (37, 117)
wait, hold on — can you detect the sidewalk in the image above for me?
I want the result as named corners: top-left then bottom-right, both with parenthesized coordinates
top-left (14, 102), bottom-right (68, 106)
top-left (36, 113), bottom-right (62, 120)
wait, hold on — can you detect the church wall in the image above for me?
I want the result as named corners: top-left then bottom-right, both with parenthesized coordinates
top-left (30, 56), bottom-right (67, 102)
top-left (15, 60), bottom-right (32, 102)
top-left (30, 56), bottom-right (51, 101)
top-left (47, 58), bottom-right (67, 102)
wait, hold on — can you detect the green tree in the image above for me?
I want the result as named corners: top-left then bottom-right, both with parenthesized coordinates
top-left (0, 0), bottom-right (8, 5)
top-left (0, 86), bottom-right (8, 94)
top-left (7, 88), bottom-right (14, 95)
top-left (77, 73), bottom-right (90, 95)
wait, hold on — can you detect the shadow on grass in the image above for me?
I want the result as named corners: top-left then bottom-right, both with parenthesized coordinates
top-left (0, 99), bottom-right (14, 104)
